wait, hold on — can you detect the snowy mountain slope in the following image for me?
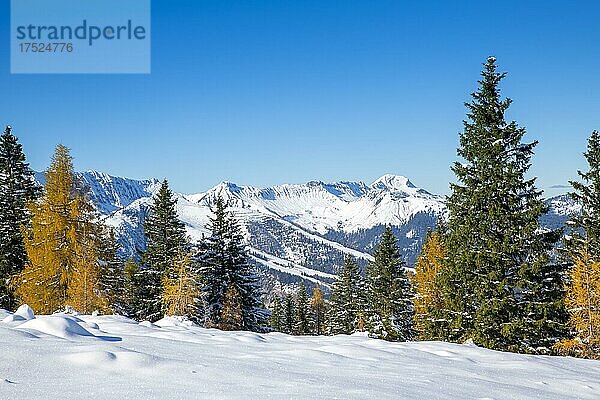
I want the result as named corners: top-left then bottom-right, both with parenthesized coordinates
top-left (33, 171), bottom-right (579, 290)
top-left (1, 307), bottom-right (599, 400)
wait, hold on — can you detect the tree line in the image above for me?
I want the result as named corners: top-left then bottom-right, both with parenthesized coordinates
top-left (0, 57), bottom-right (598, 359)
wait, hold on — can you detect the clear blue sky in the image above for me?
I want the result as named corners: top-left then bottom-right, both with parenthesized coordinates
top-left (1, 1), bottom-right (599, 196)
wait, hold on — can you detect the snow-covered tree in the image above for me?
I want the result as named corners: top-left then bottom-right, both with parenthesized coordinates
top-left (327, 256), bottom-right (365, 335)
top-left (269, 296), bottom-right (283, 332)
top-left (294, 283), bottom-right (311, 335)
top-left (0, 126), bottom-right (38, 310)
top-left (366, 226), bottom-right (414, 341)
top-left (138, 179), bottom-right (187, 321)
top-left (198, 196), bottom-right (265, 331)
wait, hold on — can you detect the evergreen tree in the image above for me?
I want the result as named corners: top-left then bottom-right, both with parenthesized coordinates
top-left (120, 257), bottom-right (141, 317)
top-left (138, 179), bottom-right (187, 321)
top-left (557, 130), bottom-right (600, 358)
top-left (310, 287), bottom-right (326, 335)
top-left (283, 294), bottom-right (295, 334)
top-left (294, 283), bottom-right (310, 335)
top-left (568, 130), bottom-right (600, 259)
top-left (97, 229), bottom-right (129, 315)
top-left (198, 196), bottom-right (264, 331)
top-left (0, 126), bottom-right (38, 310)
top-left (412, 230), bottom-right (446, 340)
top-left (328, 256), bottom-right (365, 335)
top-left (17, 145), bottom-right (106, 314)
top-left (269, 296), bottom-right (283, 332)
top-left (441, 57), bottom-right (566, 352)
top-left (162, 250), bottom-right (200, 318)
top-left (366, 226), bottom-right (414, 341)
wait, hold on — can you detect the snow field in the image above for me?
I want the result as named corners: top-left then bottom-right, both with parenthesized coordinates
top-left (1, 307), bottom-right (599, 400)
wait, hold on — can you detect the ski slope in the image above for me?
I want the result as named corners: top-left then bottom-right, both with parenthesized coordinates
top-left (1, 306), bottom-right (599, 400)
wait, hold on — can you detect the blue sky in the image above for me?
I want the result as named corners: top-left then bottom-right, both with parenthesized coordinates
top-left (1, 1), bottom-right (599, 196)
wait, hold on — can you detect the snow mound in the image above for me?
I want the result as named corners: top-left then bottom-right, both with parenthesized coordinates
top-left (17, 316), bottom-right (94, 339)
top-left (15, 304), bottom-right (35, 320)
top-left (64, 350), bottom-right (161, 370)
top-left (155, 315), bottom-right (197, 328)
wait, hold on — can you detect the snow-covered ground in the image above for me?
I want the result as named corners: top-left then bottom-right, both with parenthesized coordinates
top-left (1, 306), bottom-right (599, 400)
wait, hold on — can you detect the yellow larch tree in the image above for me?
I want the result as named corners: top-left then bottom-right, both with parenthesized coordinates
top-left (555, 246), bottom-right (600, 358)
top-left (16, 144), bottom-right (105, 314)
top-left (220, 283), bottom-right (243, 331)
top-left (411, 230), bottom-right (446, 340)
top-left (162, 250), bottom-right (198, 317)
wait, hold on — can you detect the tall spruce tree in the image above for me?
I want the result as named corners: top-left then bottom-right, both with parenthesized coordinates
top-left (269, 296), bottom-right (283, 332)
top-left (0, 126), bottom-right (38, 310)
top-left (556, 130), bottom-right (600, 358)
top-left (139, 179), bottom-right (187, 321)
top-left (283, 294), bottom-right (295, 334)
top-left (294, 284), bottom-right (310, 335)
top-left (568, 130), bottom-right (600, 258)
top-left (198, 196), bottom-right (264, 331)
top-left (441, 57), bottom-right (565, 352)
top-left (328, 256), bottom-right (365, 335)
top-left (366, 226), bottom-right (414, 341)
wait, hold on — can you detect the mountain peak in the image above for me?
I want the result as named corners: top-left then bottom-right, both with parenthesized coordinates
top-left (370, 174), bottom-right (415, 191)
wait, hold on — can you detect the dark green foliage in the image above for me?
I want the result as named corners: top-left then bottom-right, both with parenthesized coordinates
top-left (440, 57), bottom-right (566, 353)
top-left (568, 130), bottom-right (600, 259)
top-left (294, 284), bottom-right (310, 335)
top-left (98, 229), bottom-right (130, 315)
top-left (198, 196), bottom-right (265, 331)
top-left (366, 226), bottom-right (414, 341)
top-left (283, 294), bottom-right (295, 334)
top-left (269, 296), bottom-right (283, 331)
top-left (138, 179), bottom-right (187, 321)
top-left (0, 126), bottom-right (38, 310)
top-left (327, 256), bottom-right (366, 334)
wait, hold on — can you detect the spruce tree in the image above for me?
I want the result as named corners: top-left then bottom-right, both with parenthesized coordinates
top-left (328, 256), bottom-right (365, 335)
top-left (366, 226), bottom-right (414, 341)
top-left (568, 130), bottom-right (600, 259)
top-left (139, 179), bottom-right (187, 321)
top-left (283, 294), bottom-right (295, 334)
top-left (441, 57), bottom-right (566, 352)
top-left (557, 130), bottom-right (600, 358)
top-left (0, 126), bottom-right (38, 310)
top-left (269, 296), bottom-right (283, 332)
top-left (294, 284), bottom-right (310, 335)
top-left (198, 196), bottom-right (264, 331)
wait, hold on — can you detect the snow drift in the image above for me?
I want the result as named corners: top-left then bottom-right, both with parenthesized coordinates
top-left (1, 306), bottom-right (599, 399)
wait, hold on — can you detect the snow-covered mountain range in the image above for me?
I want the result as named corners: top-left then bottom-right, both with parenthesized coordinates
top-left (35, 171), bottom-right (580, 291)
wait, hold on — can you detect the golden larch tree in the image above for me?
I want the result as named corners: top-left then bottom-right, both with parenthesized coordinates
top-left (162, 250), bottom-right (198, 317)
top-left (411, 230), bottom-right (446, 340)
top-left (310, 287), bottom-right (326, 335)
top-left (220, 284), bottom-right (243, 331)
top-left (555, 246), bottom-right (600, 358)
top-left (16, 144), bottom-right (105, 314)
